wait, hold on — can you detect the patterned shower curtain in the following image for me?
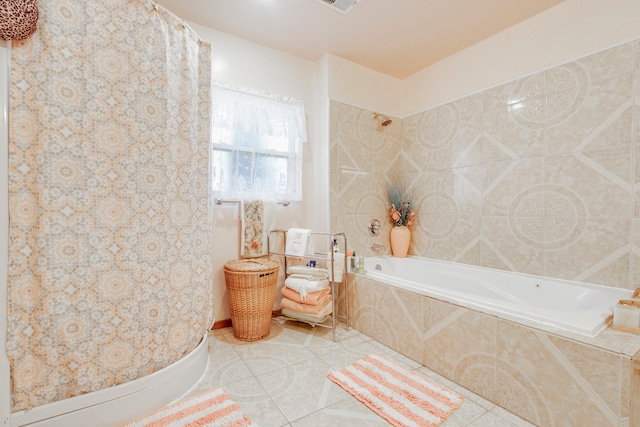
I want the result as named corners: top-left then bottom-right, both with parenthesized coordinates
top-left (7, 0), bottom-right (212, 411)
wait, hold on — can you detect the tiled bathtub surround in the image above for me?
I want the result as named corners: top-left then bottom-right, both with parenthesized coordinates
top-left (330, 38), bottom-right (640, 427)
top-left (348, 273), bottom-right (640, 426)
top-left (330, 39), bottom-right (640, 291)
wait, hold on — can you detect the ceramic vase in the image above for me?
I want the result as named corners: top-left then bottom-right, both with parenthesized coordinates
top-left (390, 225), bottom-right (410, 257)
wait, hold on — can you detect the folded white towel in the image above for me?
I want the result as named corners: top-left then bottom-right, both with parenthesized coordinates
top-left (285, 228), bottom-right (314, 257)
top-left (288, 273), bottom-right (329, 281)
top-left (286, 265), bottom-right (329, 279)
top-left (284, 277), bottom-right (329, 299)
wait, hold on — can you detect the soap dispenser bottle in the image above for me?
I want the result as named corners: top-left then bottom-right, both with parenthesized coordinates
top-left (349, 251), bottom-right (358, 273)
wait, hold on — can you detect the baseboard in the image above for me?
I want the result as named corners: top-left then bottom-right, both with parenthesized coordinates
top-left (212, 319), bottom-right (232, 329)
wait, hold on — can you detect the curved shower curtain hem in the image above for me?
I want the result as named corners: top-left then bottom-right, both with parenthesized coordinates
top-left (9, 333), bottom-right (209, 427)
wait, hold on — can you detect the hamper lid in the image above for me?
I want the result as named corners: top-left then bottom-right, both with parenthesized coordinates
top-left (224, 258), bottom-right (279, 272)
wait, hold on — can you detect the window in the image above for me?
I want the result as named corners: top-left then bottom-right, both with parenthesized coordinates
top-left (210, 83), bottom-right (306, 201)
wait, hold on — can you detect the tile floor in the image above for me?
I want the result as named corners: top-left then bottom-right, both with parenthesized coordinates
top-left (186, 319), bottom-right (536, 426)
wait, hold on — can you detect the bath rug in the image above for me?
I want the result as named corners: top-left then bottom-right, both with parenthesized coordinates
top-left (327, 353), bottom-right (463, 427)
top-left (120, 388), bottom-right (258, 427)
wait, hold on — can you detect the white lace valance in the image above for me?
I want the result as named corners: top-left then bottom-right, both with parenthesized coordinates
top-left (211, 82), bottom-right (307, 201)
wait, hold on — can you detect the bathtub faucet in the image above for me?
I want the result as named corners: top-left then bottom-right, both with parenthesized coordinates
top-left (371, 243), bottom-right (385, 252)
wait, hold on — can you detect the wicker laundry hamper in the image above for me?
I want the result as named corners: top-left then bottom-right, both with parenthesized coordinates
top-left (224, 258), bottom-right (279, 341)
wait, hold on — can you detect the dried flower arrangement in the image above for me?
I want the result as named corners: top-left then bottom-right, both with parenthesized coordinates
top-left (387, 182), bottom-right (416, 227)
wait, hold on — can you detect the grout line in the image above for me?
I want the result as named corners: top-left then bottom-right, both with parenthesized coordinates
top-left (535, 330), bottom-right (618, 425)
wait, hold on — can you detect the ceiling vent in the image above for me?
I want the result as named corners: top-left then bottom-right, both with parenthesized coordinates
top-left (315, 0), bottom-right (362, 14)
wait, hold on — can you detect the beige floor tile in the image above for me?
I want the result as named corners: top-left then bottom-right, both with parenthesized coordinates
top-left (189, 321), bottom-right (535, 427)
top-left (469, 406), bottom-right (537, 427)
top-left (317, 340), bottom-right (385, 370)
top-left (233, 340), bottom-right (317, 376)
top-left (256, 356), bottom-right (350, 422)
top-left (224, 376), bottom-right (289, 427)
top-left (291, 396), bottom-right (391, 426)
top-left (190, 354), bottom-right (253, 392)
top-left (276, 319), bottom-right (369, 357)
top-left (369, 341), bottom-right (424, 369)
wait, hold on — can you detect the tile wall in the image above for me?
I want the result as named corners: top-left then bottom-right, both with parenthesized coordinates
top-left (330, 36), bottom-right (640, 427)
top-left (330, 39), bottom-right (640, 291)
top-left (348, 273), bottom-right (640, 426)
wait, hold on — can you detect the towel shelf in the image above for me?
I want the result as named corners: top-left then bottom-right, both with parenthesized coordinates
top-left (268, 229), bottom-right (348, 342)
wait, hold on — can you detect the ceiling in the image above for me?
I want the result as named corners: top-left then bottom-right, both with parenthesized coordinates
top-left (156, 0), bottom-right (565, 79)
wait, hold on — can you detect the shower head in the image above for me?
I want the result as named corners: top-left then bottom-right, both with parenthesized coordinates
top-left (373, 112), bottom-right (392, 127)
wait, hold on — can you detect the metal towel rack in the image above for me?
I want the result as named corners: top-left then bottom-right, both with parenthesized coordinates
top-left (214, 198), bottom-right (290, 206)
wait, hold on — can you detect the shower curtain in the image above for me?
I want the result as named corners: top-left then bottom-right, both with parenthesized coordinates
top-left (7, 0), bottom-right (213, 411)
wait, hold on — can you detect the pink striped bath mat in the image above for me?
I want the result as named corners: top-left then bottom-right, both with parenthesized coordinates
top-left (327, 353), bottom-right (463, 427)
top-left (120, 388), bottom-right (257, 427)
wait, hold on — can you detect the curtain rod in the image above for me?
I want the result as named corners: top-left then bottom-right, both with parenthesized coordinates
top-left (152, 0), bottom-right (204, 44)
top-left (214, 198), bottom-right (290, 206)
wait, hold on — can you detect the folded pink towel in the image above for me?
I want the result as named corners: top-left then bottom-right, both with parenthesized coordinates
top-left (281, 285), bottom-right (330, 305)
top-left (281, 294), bottom-right (332, 314)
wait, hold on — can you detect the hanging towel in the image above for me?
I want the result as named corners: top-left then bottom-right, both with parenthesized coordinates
top-left (284, 277), bottom-right (329, 299)
top-left (281, 295), bottom-right (332, 315)
top-left (240, 199), bottom-right (276, 258)
top-left (285, 228), bottom-right (314, 257)
top-left (326, 252), bottom-right (345, 283)
top-left (281, 285), bottom-right (330, 304)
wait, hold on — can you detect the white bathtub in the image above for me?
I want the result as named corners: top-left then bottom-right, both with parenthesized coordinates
top-left (364, 256), bottom-right (633, 337)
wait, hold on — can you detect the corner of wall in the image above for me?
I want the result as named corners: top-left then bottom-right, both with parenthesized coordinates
top-left (326, 54), bottom-right (403, 118)
top-left (311, 55), bottom-right (330, 233)
top-left (1, 40), bottom-right (11, 425)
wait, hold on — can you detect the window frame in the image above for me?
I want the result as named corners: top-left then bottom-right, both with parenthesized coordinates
top-left (210, 83), bottom-right (305, 202)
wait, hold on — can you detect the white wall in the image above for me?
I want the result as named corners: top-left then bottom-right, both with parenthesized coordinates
top-left (326, 54), bottom-right (403, 118)
top-left (188, 23), bottom-right (320, 322)
top-left (403, 0), bottom-right (640, 115)
top-left (190, 20), bottom-right (406, 322)
top-left (312, 55), bottom-right (331, 235)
